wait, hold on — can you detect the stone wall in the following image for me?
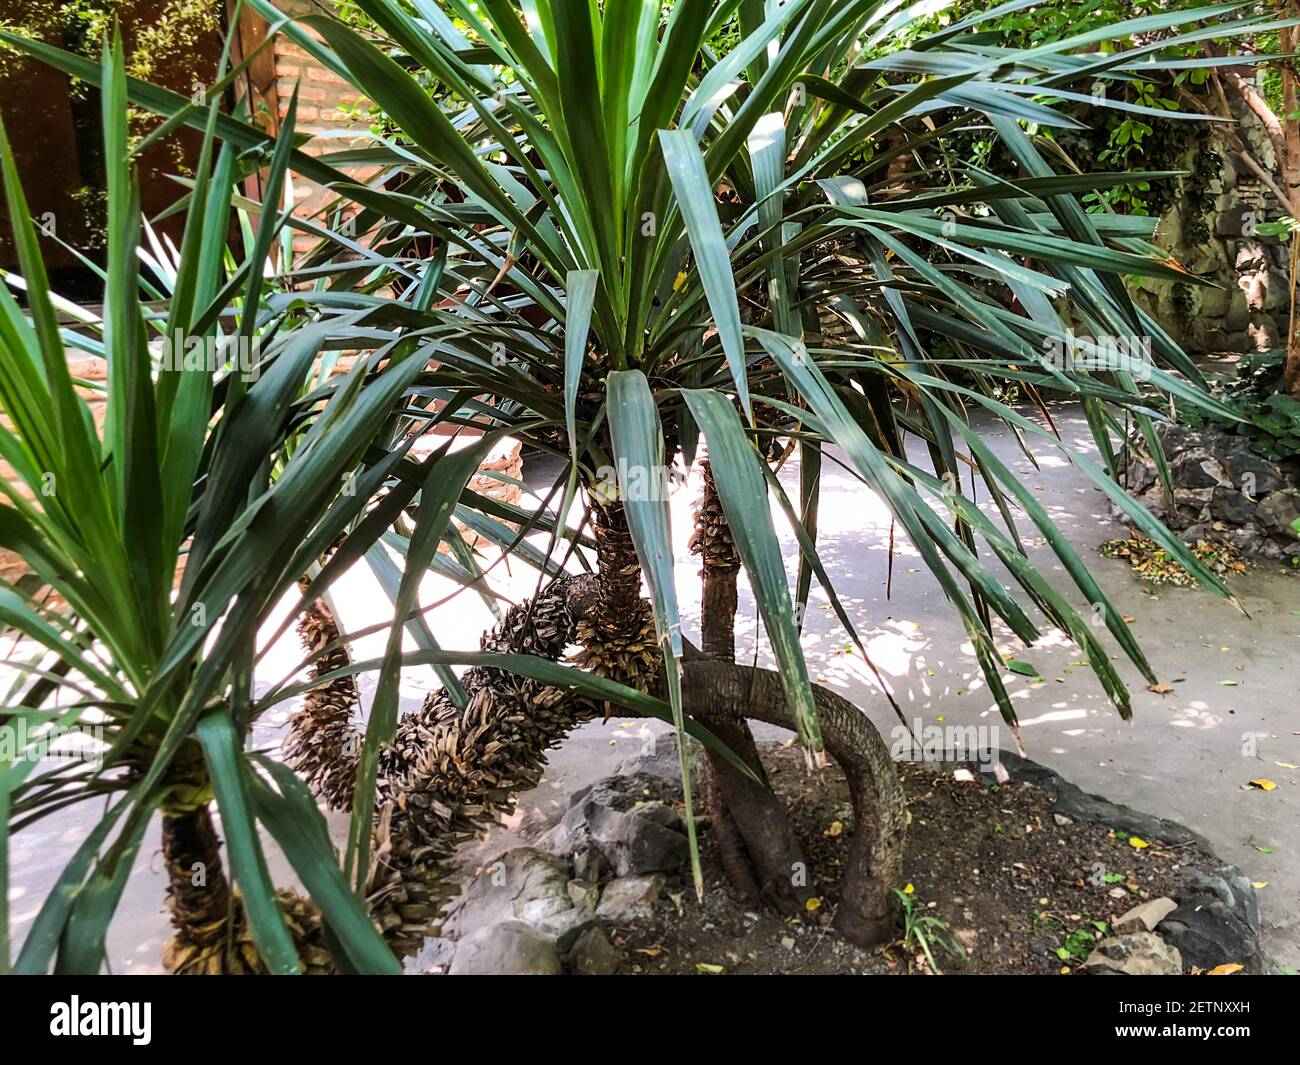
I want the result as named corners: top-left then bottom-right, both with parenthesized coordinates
top-left (1120, 423), bottom-right (1300, 561)
top-left (1132, 83), bottom-right (1292, 355)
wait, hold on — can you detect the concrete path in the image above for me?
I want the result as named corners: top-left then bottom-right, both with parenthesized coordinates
top-left (783, 408), bottom-right (1300, 968)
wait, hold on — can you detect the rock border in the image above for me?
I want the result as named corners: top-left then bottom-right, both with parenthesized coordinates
top-left (1119, 421), bottom-right (1300, 562)
top-left (981, 751), bottom-right (1269, 974)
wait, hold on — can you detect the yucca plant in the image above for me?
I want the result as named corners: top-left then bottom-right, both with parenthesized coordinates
top-left (0, 31), bottom-right (693, 972)
top-left (0, 39), bottom-right (465, 974)
top-left (228, 0), bottom-right (1280, 945)
top-left (13, 0), bottom-right (1280, 950)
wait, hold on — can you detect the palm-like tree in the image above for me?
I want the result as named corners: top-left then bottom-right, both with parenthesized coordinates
top-left (0, 42), bottom-right (468, 974)
top-left (5, 0), bottom-right (1278, 955)
top-left (230, 0), bottom-right (1268, 943)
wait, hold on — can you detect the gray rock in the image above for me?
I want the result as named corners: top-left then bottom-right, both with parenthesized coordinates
top-left (1172, 485), bottom-right (1214, 510)
top-left (1209, 486), bottom-right (1254, 525)
top-left (568, 878), bottom-right (600, 911)
top-left (1198, 285), bottom-right (1232, 318)
top-left (596, 874), bottom-right (665, 923)
top-left (572, 845), bottom-right (605, 883)
top-left (570, 927), bottom-right (621, 975)
top-left (443, 847), bottom-right (573, 941)
top-left (1258, 491), bottom-right (1300, 536)
top-left (1226, 525), bottom-right (1268, 556)
top-left (1113, 897), bottom-right (1178, 935)
top-left (615, 732), bottom-right (683, 782)
top-left (1157, 895), bottom-right (1258, 970)
top-left (1126, 460), bottom-right (1157, 496)
top-left (448, 921), bottom-right (563, 975)
top-left (1083, 932), bottom-right (1183, 976)
top-left (1154, 423), bottom-right (1198, 453)
top-left (409, 934), bottom-right (457, 974)
top-left (531, 906), bottom-right (602, 953)
top-left (443, 847), bottom-right (608, 960)
top-left (1224, 290), bottom-right (1252, 332)
top-left (1222, 445), bottom-right (1285, 496)
top-left (1182, 864), bottom-right (1261, 937)
top-left (545, 774), bottom-right (689, 876)
top-left (1172, 453), bottom-right (1229, 489)
top-left (980, 752), bottom-right (1211, 851)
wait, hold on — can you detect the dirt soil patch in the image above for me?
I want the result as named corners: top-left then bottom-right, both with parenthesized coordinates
top-left (605, 744), bottom-right (1200, 974)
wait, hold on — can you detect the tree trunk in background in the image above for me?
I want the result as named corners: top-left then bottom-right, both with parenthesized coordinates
top-left (694, 461), bottom-right (741, 661)
top-left (284, 581), bottom-right (361, 810)
top-left (689, 460), bottom-right (811, 915)
top-left (1281, 15), bottom-right (1300, 393)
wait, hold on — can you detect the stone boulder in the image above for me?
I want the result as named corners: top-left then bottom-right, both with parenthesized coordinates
top-left (595, 874), bottom-right (666, 923)
top-left (1157, 899), bottom-right (1255, 971)
top-left (542, 773), bottom-right (689, 876)
top-left (1118, 421), bottom-right (1300, 560)
top-left (442, 847), bottom-right (600, 959)
top-left (448, 922), bottom-right (563, 975)
top-left (1084, 932), bottom-right (1183, 976)
top-left (1112, 897), bottom-right (1178, 935)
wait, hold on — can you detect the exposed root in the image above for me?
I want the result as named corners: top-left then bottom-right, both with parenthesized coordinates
top-left (689, 459), bottom-right (811, 916)
top-left (676, 659), bottom-right (907, 946)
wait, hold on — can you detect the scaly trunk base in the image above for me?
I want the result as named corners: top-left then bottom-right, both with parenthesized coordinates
top-left (574, 502), bottom-right (661, 690)
top-left (161, 805), bottom-right (333, 975)
top-left (284, 582), bottom-right (361, 810)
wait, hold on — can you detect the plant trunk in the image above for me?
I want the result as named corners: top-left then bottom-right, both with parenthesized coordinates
top-left (162, 799), bottom-right (333, 975)
top-left (357, 487), bottom-right (900, 954)
top-left (161, 804), bottom-right (237, 975)
top-left (693, 461), bottom-right (740, 661)
top-left (573, 500), bottom-right (660, 689)
top-left (367, 573), bottom-right (604, 957)
top-left (677, 659), bottom-right (905, 946)
top-left (1281, 18), bottom-right (1300, 393)
top-left (284, 580), bottom-right (361, 810)
top-left (689, 460), bottom-right (810, 914)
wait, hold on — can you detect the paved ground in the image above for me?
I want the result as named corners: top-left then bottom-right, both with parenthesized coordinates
top-left (9, 403), bottom-right (1298, 971)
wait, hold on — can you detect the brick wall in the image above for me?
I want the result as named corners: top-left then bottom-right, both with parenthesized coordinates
top-left (270, 0), bottom-right (376, 260)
